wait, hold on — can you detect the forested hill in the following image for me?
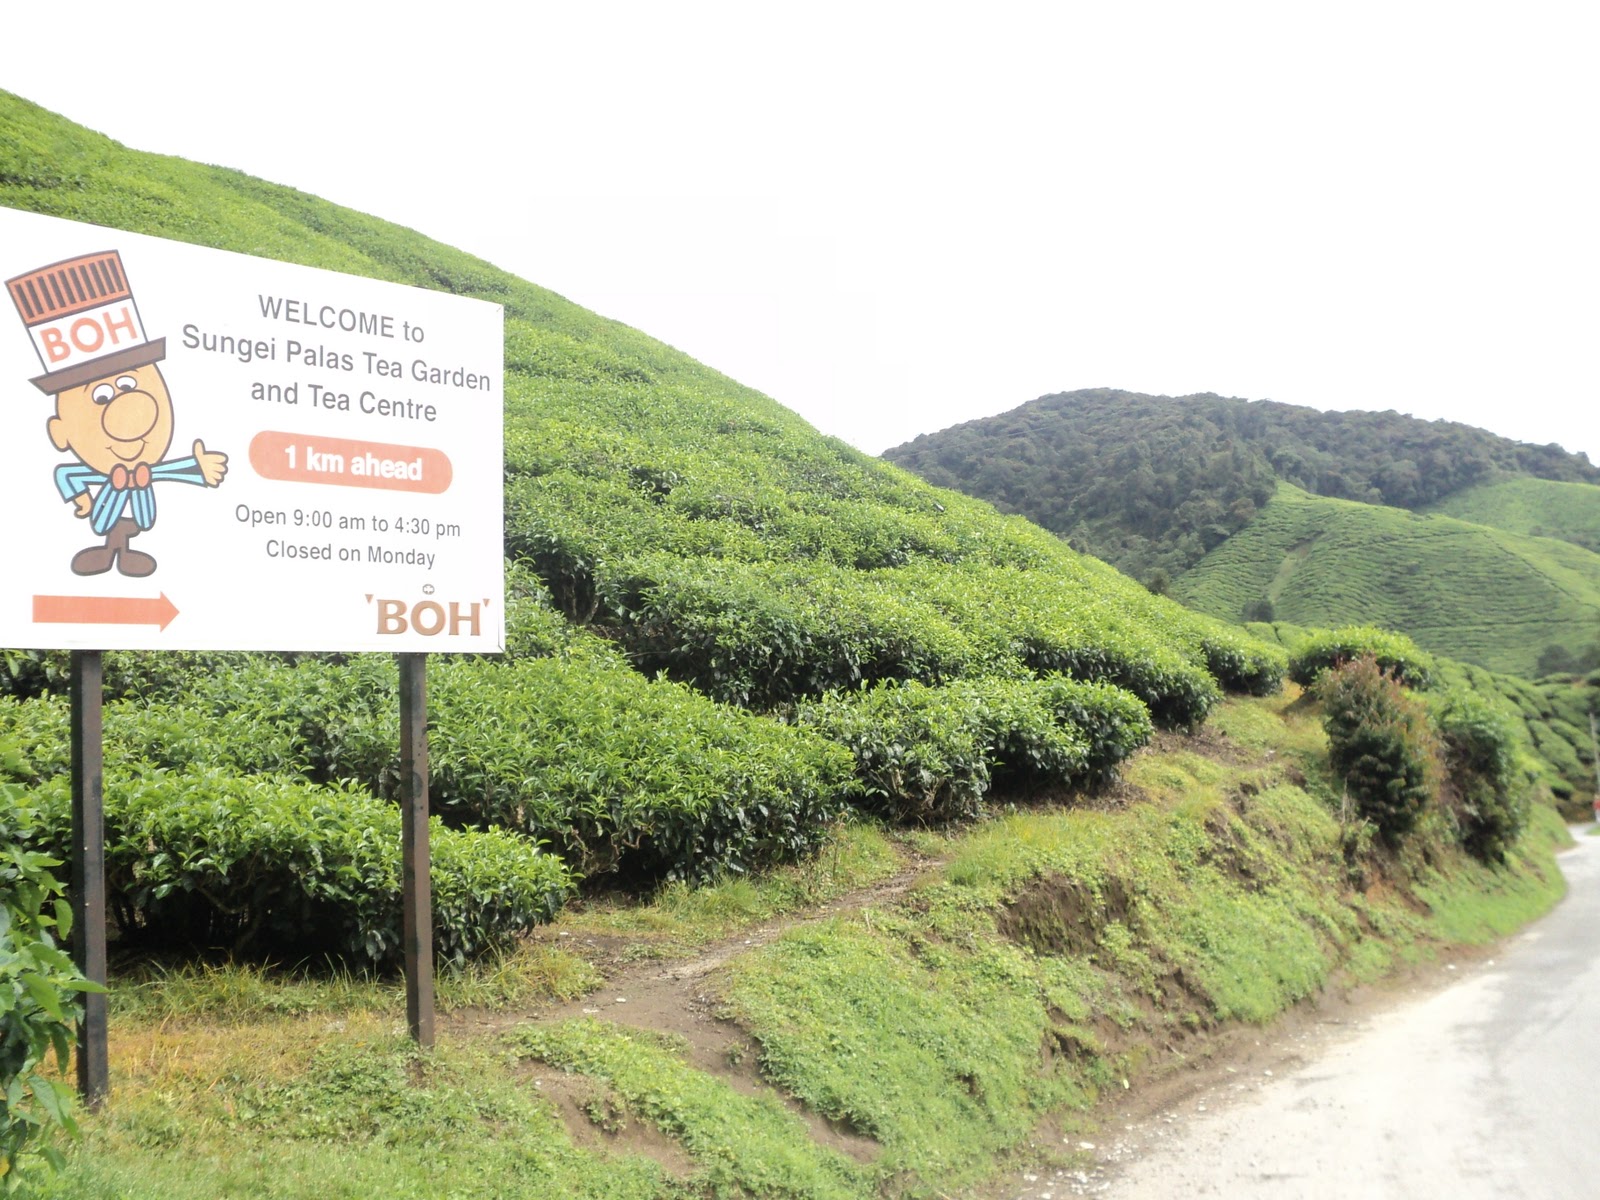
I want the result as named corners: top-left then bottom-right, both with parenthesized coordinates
top-left (883, 388), bottom-right (1600, 586)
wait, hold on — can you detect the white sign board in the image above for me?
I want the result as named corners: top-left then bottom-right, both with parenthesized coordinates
top-left (0, 208), bottom-right (504, 652)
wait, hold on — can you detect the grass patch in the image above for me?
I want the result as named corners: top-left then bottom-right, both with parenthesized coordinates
top-left (512, 1020), bottom-right (870, 1199)
top-left (36, 1023), bottom-right (673, 1200)
top-left (109, 945), bottom-right (601, 1026)
top-left (1206, 695), bottom-right (1291, 753)
top-left (724, 920), bottom-right (1079, 1192)
top-left (1412, 804), bottom-right (1570, 943)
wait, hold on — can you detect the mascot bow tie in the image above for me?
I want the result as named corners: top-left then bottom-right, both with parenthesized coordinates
top-left (108, 463), bottom-right (153, 490)
top-left (92, 461), bottom-right (158, 534)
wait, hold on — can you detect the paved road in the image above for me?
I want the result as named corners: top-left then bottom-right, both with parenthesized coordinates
top-left (1079, 829), bottom-right (1600, 1198)
top-left (999, 829), bottom-right (1600, 1198)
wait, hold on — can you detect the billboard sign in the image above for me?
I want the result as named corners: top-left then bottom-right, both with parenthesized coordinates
top-left (1, 208), bottom-right (504, 652)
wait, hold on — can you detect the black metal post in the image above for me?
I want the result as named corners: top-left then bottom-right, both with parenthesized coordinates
top-left (70, 649), bottom-right (108, 1107)
top-left (398, 652), bottom-right (434, 1047)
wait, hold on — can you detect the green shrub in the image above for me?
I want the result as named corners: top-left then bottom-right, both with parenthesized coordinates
top-left (503, 561), bottom-right (626, 664)
top-left (1318, 656), bottom-right (1438, 841)
top-left (1016, 631), bottom-right (1217, 730)
top-left (2, 649), bottom-right (266, 705)
top-left (179, 657), bottom-right (399, 789)
top-left (0, 650), bottom-right (67, 701)
top-left (0, 697), bottom-right (70, 784)
top-left (107, 700), bottom-right (302, 778)
top-left (797, 682), bottom-right (989, 823)
top-left (598, 555), bottom-right (980, 709)
top-left (1195, 631), bottom-right (1287, 696)
top-left (892, 562), bottom-right (1221, 729)
top-left (426, 658), bottom-right (856, 882)
top-left (1030, 675), bottom-right (1154, 785)
top-left (4, 657), bottom-right (856, 891)
top-left (1289, 626), bottom-right (1435, 690)
top-left (798, 676), bottom-right (1153, 824)
top-left (25, 770), bottom-right (572, 967)
top-left (1, 776), bottom-right (100, 1184)
top-left (945, 677), bottom-right (1090, 795)
top-left (1430, 690), bottom-right (1531, 863)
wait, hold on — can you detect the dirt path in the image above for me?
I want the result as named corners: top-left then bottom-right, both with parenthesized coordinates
top-left (450, 858), bottom-right (932, 1173)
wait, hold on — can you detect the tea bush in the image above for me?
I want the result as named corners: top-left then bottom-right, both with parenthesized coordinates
top-left (797, 682), bottom-right (989, 823)
top-left (1014, 629), bottom-right (1216, 730)
top-left (0, 662), bottom-right (859, 890)
top-left (0, 649), bottom-right (67, 701)
top-left (426, 657), bottom-right (857, 882)
top-left (503, 561), bottom-right (627, 665)
top-left (0, 697), bottom-right (69, 783)
top-left (887, 563), bottom-right (1221, 728)
top-left (949, 677), bottom-right (1091, 794)
top-left (796, 674), bottom-right (1153, 822)
top-left (1028, 675), bottom-right (1154, 785)
top-left (22, 769), bottom-right (571, 966)
top-left (178, 656), bottom-right (399, 788)
top-left (1193, 630), bottom-right (1287, 696)
top-left (1289, 626), bottom-right (1435, 690)
top-left (599, 555), bottom-right (983, 708)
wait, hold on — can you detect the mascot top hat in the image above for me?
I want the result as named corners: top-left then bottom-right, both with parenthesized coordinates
top-left (6, 249), bottom-right (166, 393)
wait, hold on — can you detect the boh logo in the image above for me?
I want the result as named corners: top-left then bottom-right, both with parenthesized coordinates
top-left (367, 591), bottom-right (492, 637)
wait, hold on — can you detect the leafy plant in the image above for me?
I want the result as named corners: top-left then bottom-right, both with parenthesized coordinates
top-left (1195, 631), bottom-right (1286, 696)
top-left (1, 776), bottom-right (102, 1186)
top-left (426, 658), bottom-right (856, 882)
top-left (22, 770), bottom-right (571, 966)
top-left (1317, 656), bottom-right (1438, 841)
top-left (1029, 675), bottom-right (1154, 786)
top-left (1430, 689), bottom-right (1530, 863)
top-left (797, 682), bottom-right (990, 823)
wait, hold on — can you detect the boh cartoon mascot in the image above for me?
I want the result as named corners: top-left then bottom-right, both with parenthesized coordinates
top-left (7, 250), bottom-right (227, 576)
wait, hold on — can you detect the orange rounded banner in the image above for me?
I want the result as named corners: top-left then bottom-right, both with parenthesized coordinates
top-left (249, 431), bottom-right (452, 494)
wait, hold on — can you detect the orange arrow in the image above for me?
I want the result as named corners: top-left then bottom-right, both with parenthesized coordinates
top-left (33, 593), bottom-right (180, 631)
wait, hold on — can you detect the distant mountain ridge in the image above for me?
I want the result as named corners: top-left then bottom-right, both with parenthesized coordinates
top-left (883, 389), bottom-right (1600, 676)
top-left (884, 389), bottom-right (1598, 584)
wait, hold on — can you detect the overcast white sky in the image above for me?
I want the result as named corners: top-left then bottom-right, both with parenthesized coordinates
top-left (5, 1), bottom-right (1596, 462)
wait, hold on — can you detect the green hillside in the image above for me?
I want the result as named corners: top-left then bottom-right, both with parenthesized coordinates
top-left (1424, 475), bottom-right (1600, 556)
top-left (2, 91), bottom-right (1591, 1200)
top-left (1174, 484), bottom-right (1600, 677)
top-left (0, 90), bottom-right (1286, 913)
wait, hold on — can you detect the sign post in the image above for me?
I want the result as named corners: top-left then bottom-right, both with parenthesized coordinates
top-left (399, 652), bottom-right (434, 1048)
top-left (69, 650), bottom-right (108, 1108)
top-left (2, 208), bottom-right (504, 1093)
